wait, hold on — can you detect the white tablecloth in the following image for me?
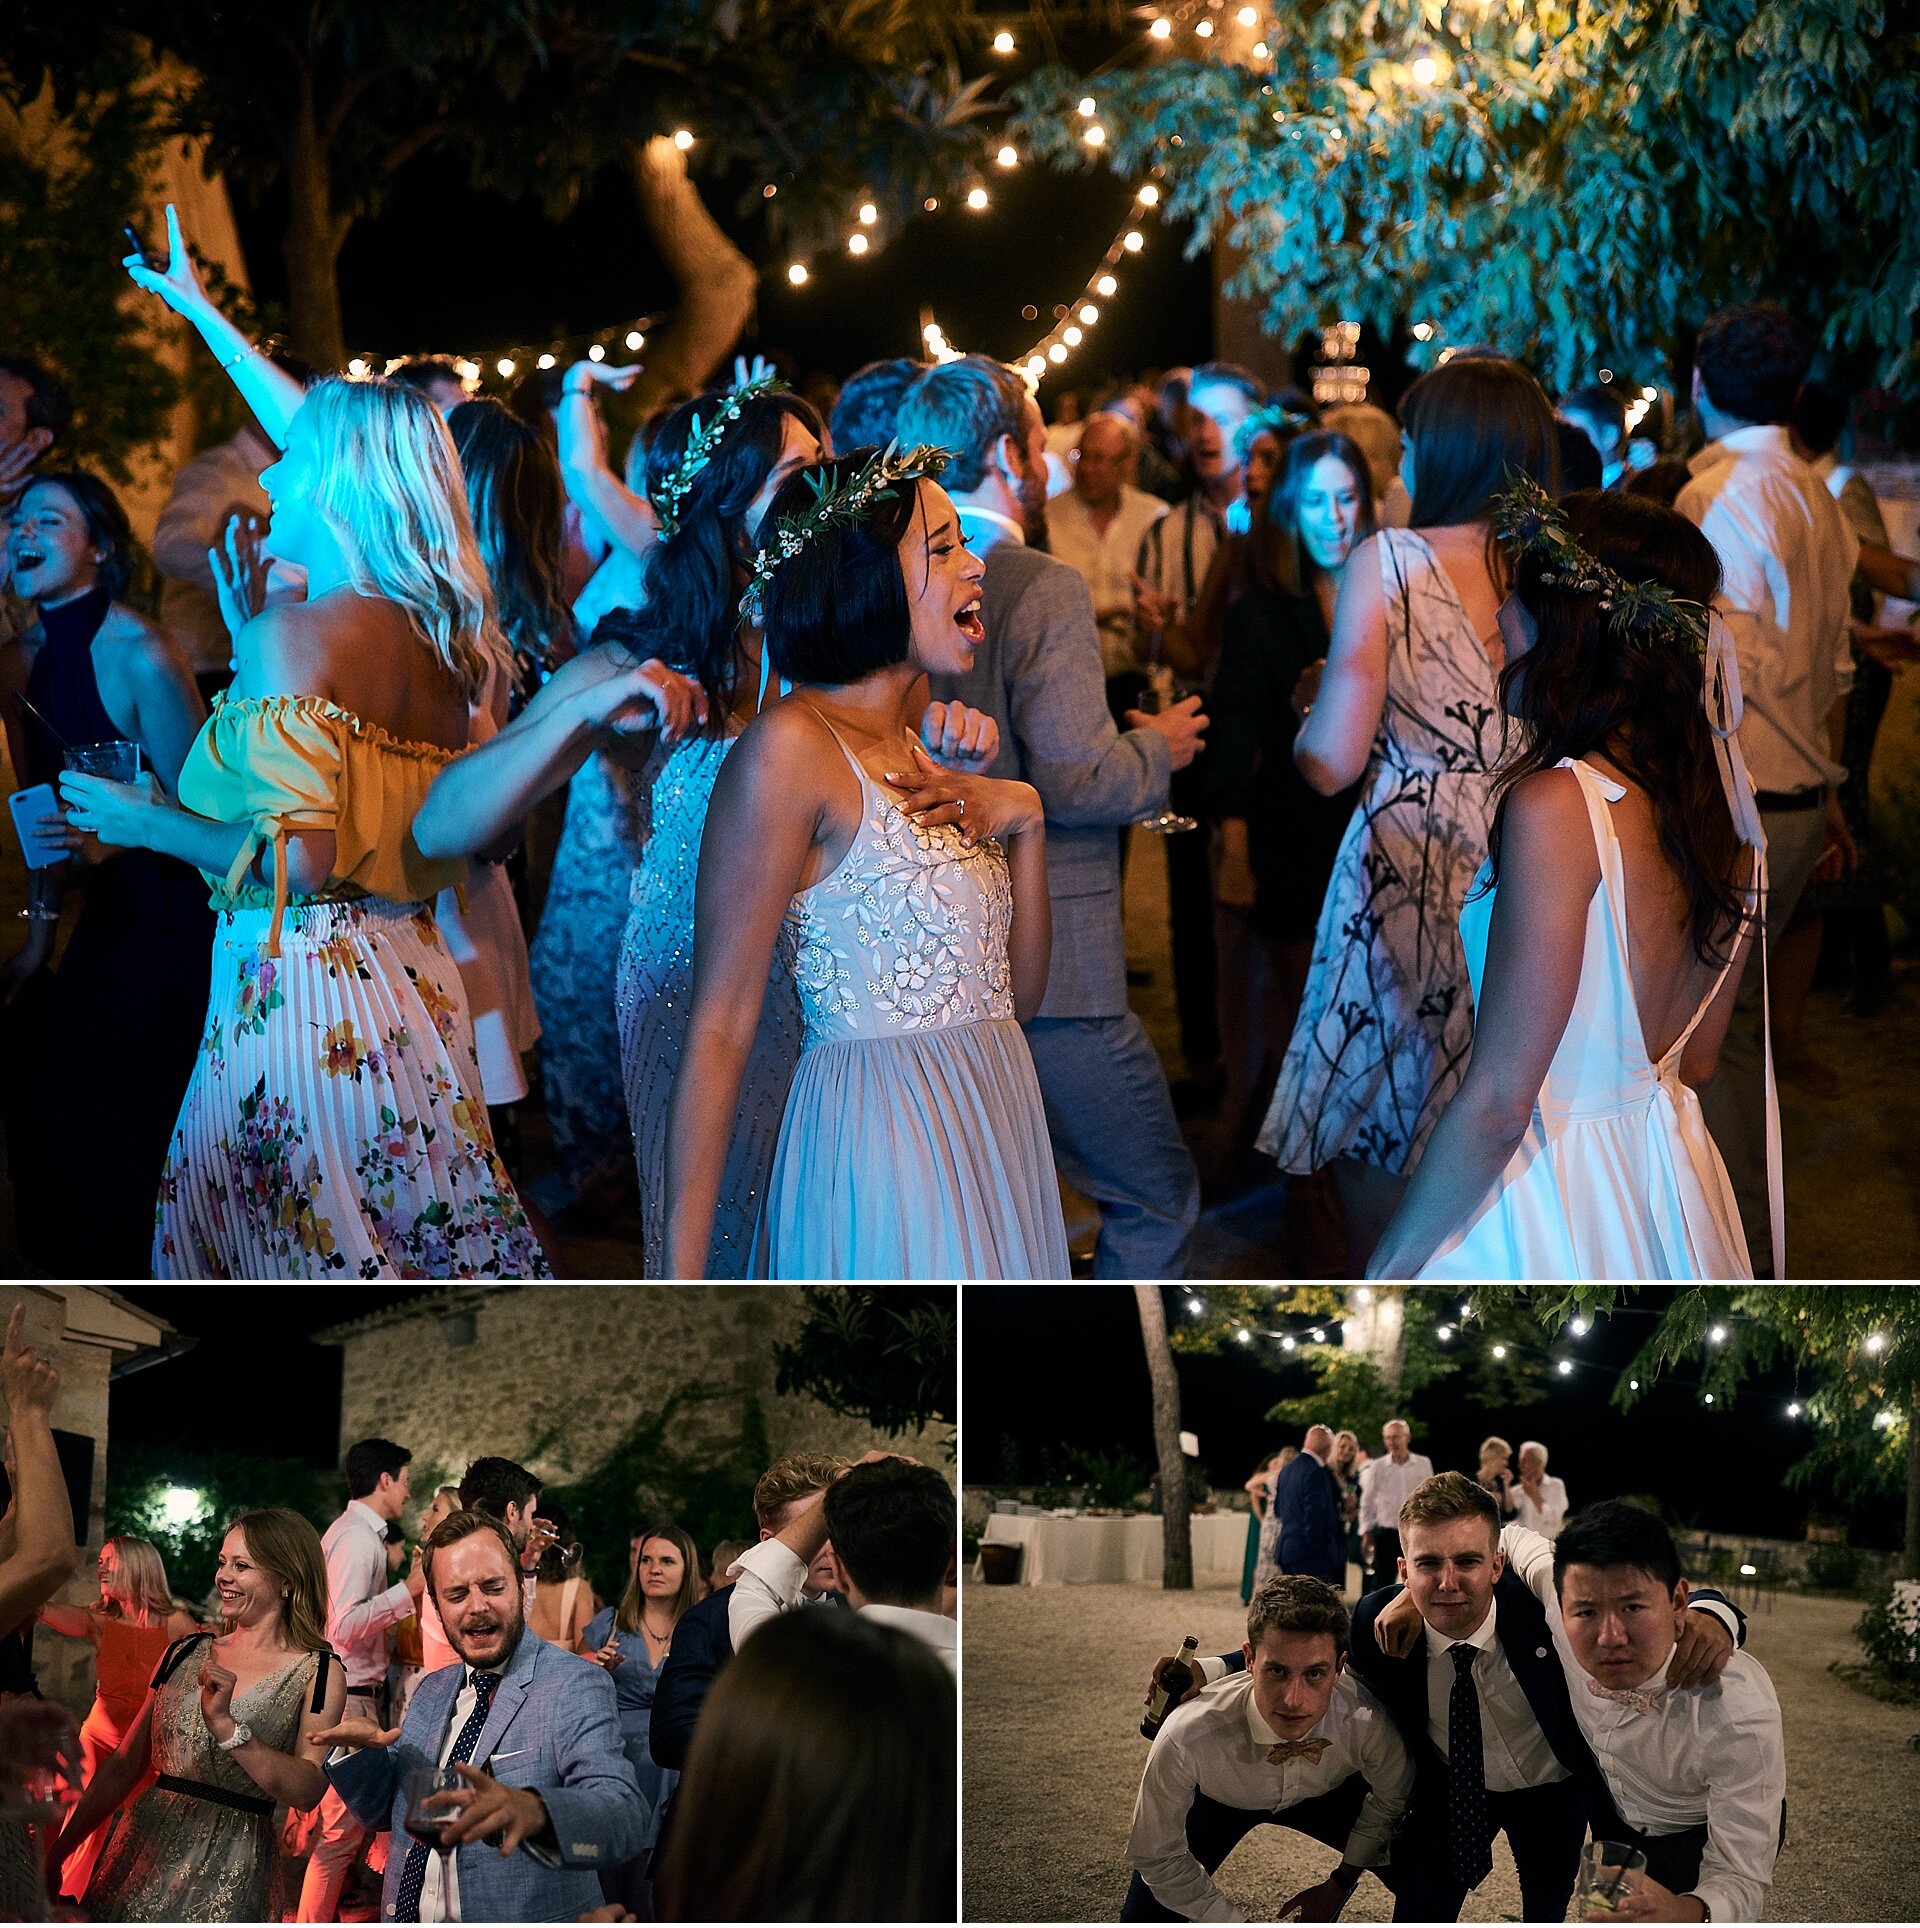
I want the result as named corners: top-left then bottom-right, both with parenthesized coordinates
top-left (980, 1511), bottom-right (1249, 1585)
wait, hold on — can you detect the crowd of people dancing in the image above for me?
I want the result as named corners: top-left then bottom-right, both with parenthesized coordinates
top-left (4, 201), bottom-right (1916, 1278)
top-left (0, 1322), bottom-right (956, 1920)
top-left (1134, 1421), bottom-right (1784, 1922)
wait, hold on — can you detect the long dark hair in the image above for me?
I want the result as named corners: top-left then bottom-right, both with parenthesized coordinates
top-left (447, 399), bottom-right (576, 692)
top-left (25, 470), bottom-right (134, 600)
top-left (1487, 490), bottom-right (1746, 964)
top-left (1247, 431), bottom-right (1378, 598)
top-left (1401, 358), bottom-right (1559, 532)
top-left (618, 386), bottom-right (825, 726)
top-left (654, 1608), bottom-right (954, 1921)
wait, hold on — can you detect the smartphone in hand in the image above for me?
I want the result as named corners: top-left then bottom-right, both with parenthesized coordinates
top-left (121, 222), bottom-right (162, 269)
top-left (8, 784), bottom-right (66, 870)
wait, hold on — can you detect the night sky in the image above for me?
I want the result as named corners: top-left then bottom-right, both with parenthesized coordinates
top-left (110, 1286), bottom-right (431, 1463)
top-left (964, 1287), bottom-right (1905, 1551)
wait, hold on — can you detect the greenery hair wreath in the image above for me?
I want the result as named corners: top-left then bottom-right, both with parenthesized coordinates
top-left (653, 367), bottom-right (790, 542)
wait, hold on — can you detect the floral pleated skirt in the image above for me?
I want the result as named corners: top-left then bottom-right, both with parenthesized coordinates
top-left (154, 897), bottom-right (552, 1280)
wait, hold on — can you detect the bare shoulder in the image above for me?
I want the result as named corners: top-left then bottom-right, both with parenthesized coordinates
top-left (97, 602), bottom-right (196, 685)
top-left (231, 600), bottom-right (325, 697)
top-left (1503, 767), bottom-right (1601, 883)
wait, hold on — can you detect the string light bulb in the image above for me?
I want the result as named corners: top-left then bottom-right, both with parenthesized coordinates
top-left (787, 262), bottom-right (808, 285)
top-left (1079, 303), bottom-right (1099, 323)
top-left (848, 232), bottom-right (868, 254)
top-left (1078, 96), bottom-right (1098, 116)
top-left (1123, 230), bottom-right (1144, 251)
top-left (1084, 123), bottom-right (1106, 146)
top-left (924, 322), bottom-right (944, 344)
top-left (497, 357), bottom-right (516, 377)
top-left (347, 357), bottom-right (368, 377)
top-left (993, 29), bottom-right (1015, 51)
top-left (1492, 1343), bottom-right (1508, 1359)
top-left (1048, 343), bottom-right (1068, 363)
top-left (1137, 184), bottom-right (1161, 206)
top-left (1064, 325), bottom-right (1083, 345)
top-left (859, 202), bottom-right (878, 225)
top-left (537, 352), bottom-right (557, 370)
top-left (1237, 5), bottom-right (1257, 23)
top-left (1557, 1360), bottom-right (1574, 1376)
top-left (1026, 354), bottom-right (1047, 377)
top-left (672, 129), bottom-right (694, 150)
top-left (1195, 18), bottom-right (1214, 36)
top-left (1787, 1401), bottom-right (1802, 1417)
top-left (1865, 1332), bottom-right (1887, 1353)
top-left (1151, 16), bottom-right (1172, 37)
top-left (997, 145), bottom-right (1019, 167)
top-left (626, 330), bottom-right (644, 349)
top-left (1252, 39), bottom-right (1270, 56)
top-left (1096, 273), bottom-right (1118, 296)
top-left (587, 343), bottom-right (605, 361)
top-left (966, 186), bottom-right (990, 210)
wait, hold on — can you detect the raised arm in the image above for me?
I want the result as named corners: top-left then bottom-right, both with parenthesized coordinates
top-left (663, 709), bottom-right (824, 1275)
top-left (556, 363), bottom-right (660, 563)
top-left (1294, 536), bottom-right (1387, 796)
top-left (34, 1600), bottom-right (101, 1642)
top-left (125, 206), bottom-right (306, 445)
top-left (411, 649), bottom-right (703, 863)
top-left (1366, 768), bottom-right (1594, 1278)
top-left (0, 1306), bottom-right (79, 1637)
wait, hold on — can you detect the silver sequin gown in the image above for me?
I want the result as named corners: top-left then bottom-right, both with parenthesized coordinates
top-left (615, 732), bottom-right (803, 1276)
top-left (87, 1646), bottom-right (322, 1922)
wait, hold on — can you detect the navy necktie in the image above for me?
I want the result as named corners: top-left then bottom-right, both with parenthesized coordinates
top-left (1447, 1642), bottom-right (1493, 1889)
top-left (393, 1669), bottom-right (501, 1922)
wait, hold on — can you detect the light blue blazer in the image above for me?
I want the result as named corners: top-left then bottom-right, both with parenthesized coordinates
top-left (327, 1629), bottom-right (648, 1922)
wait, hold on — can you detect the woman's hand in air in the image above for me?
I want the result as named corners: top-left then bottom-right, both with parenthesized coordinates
top-left (123, 204), bottom-right (214, 321)
top-left (918, 700), bottom-right (1000, 774)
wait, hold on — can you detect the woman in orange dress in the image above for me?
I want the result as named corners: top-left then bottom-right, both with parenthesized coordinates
top-left (38, 1535), bottom-right (199, 1903)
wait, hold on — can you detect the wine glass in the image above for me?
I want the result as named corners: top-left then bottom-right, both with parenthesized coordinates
top-left (1133, 666), bottom-right (1199, 835)
top-left (403, 1762), bottom-right (466, 1859)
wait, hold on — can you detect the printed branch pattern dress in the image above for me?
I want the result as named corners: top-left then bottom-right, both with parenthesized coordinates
top-left (155, 694), bottom-right (550, 1279)
top-left (1260, 529), bottom-right (1501, 1176)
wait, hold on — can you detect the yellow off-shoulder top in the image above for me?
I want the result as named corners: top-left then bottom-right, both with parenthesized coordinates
top-left (177, 693), bottom-right (466, 955)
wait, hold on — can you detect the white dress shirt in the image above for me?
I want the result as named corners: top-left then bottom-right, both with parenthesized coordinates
top-left (1501, 1526), bottom-right (1781, 1924)
top-left (1510, 1475), bottom-right (1570, 1540)
top-left (1357, 1453), bottom-right (1434, 1536)
top-left (1046, 485), bottom-right (1169, 674)
top-left (413, 1667), bottom-right (496, 1922)
top-left (956, 503), bottom-right (1028, 557)
top-left (321, 1500), bottom-right (414, 1690)
top-left (1126, 1668), bottom-right (1414, 1922)
top-left (856, 1603), bottom-right (958, 1675)
top-left (1421, 1602), bottom-right (1572, 1792)
top-left (1676, 424), bottom-right (1859, 794)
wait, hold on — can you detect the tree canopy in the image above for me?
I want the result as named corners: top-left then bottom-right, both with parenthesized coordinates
top-left (1009, 0), bottom-right (1919, 392)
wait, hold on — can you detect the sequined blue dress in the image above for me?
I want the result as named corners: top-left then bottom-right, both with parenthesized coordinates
top-left (615, 732), bottom-right (803, 1276)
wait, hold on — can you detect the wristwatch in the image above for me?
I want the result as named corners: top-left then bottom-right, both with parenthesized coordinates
top-left (216, 1721), bottom-right (253, 1752)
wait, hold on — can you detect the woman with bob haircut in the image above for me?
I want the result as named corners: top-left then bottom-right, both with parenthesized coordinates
top-left (664, 445), bottom-right (1068, 1278)
top-left (653, 1605), bottom-right (954, 1922)
top-left (64, 203), bottom-right (549, 1278)
top-left (39, 1535), bottom-right (200, 1903)
top-left (1370, 485), bottom-right (1762, 1280)
top-left (1260, 356), bottom-right (1559, 1272)
top-left (1, 466), bottom-right (212, 1276)
top-left (53, 1508), bottom-right (346, 1922)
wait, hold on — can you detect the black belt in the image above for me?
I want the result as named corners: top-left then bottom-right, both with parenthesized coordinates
top-left (1754, 788), bottom-right (1825, 812)
top-left (156, 1772), bottom-right (274, 1817)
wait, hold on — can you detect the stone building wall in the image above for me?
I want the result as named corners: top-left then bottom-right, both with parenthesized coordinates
top-left (325, 1285), bottom-right (947, 1506)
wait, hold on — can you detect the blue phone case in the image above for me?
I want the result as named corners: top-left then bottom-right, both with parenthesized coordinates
top-left (8, 784), bottom-right (66, 869)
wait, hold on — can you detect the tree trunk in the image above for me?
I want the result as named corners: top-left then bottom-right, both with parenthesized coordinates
top-left (625, 136), bottom-right (760, 413)
top-left (1905, 1390), bottom-right (1919, 1581)
top-left (282, 72), bottom-right (348, 370)
top-left (1135, 1283), bottom-right (1192, 1590)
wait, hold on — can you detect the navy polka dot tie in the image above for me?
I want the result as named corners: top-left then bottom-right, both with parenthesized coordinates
top-left (1447, 1642), bottom-right (1493, 1889)
top-left (393, 1670), bottom-right (501, 1921)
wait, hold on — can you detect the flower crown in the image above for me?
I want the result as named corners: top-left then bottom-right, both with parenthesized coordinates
top-left (653, 369), bottom-right (790, 541)
top-left (739, 440), bottom-right (953, 627)
top-left (1493, 471), bottom-right (1710, 655)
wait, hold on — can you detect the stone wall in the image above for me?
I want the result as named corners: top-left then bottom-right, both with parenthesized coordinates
top-left (325, 1285), bottom-right (948, 1505)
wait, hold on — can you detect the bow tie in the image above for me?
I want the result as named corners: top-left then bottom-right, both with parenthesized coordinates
top-left (1266, 1736), bottom-right (1332, 1764)
top-left (1586, 1678), bottom-right (1668, 1716)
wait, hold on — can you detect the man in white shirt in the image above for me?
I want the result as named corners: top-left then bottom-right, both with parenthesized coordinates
top-left (1123, 1575), bottom-right (1413, 1921)
top-left (1357, 1420), bottom-right (1433, 1593)
top-left (1676, 302), bottom-right (1859, 1273)
top-left (298, 1437), bottom-right (426, 1922)
top-left (724, 1451), bottom-right (853, 1651)
top-left (1047, 411), bottom-right (1169, 681)
top-left (1511, 1442), bottom-right (1569, 1540)
top-left (1513, 1503), bottom-right (1786, 1924)
top-left (824, 1457), bottom-right (957, 1673)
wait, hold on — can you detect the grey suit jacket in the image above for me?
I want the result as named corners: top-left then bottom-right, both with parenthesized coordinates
top-left (930, 537), bottom-right (1171, 1018)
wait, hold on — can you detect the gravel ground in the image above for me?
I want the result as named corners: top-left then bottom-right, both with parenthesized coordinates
top-left (962, 1573), bottom-right (1920, 1922)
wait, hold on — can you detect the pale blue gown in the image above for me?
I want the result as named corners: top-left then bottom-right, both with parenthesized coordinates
top-left (757, 727), bottom-right (1069, 1279)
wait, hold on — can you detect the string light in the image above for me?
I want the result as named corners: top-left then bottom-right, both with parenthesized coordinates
top-left (1787, 1402), bottom-right (1802, 1417)
top-left (1236, 1328), bottom-right (1252, 1344)
top-left (346, 357), bottom-right (368, 377)
top-left (672, 129), bottom-right (694, 150)
top-left (1137, 184), bottom-right (1161, 206)
top-left (1195, 18), bottom-right (1214, 36)
top-left (1435, 1324), bottom-right (1453, 1341)
top-left (993, 29), bottom-right (1015, 52)
top-left (497, 357), bottom-right (516, 377)
top-left (966, 186), bottom-right (990, 210)
top-left (787, 262), bottom-right (808, 285)
top-left (1084, 123), bottom-right (1107, 146)
top-left (1865, 1332), bottom-right (1887, 1353)
top-left (1151, 17), bottom-right (1172, 38)
top-left (1411, 54), bottom-right (1441, 83)
top-left (1492, 1344), bottom-right (1508, 1359)
top-left (1096, 273), bottom-right (1118, 296)
top-left (625, 330), bottom-right (645, 349)
top-left (1079, 303), bottom-right (1099, 324)
top-left (1078, 95), bottom-right (1098, 116)
top-left (1063, 325), bottom-right (1083, 345)
top-left (1252, 39), bottom-right (1270, 57)
top-left (997, 145), bottom-right (1020, 167)
top-left (1048, 343), bottom-right (1067, 362)
top-left (1570, 1316), bottom-right (1590, 1336)
top-left (1237, 6), bottom-right (1257, 23)
top-left (537, 352), bottom-right (557, 369)
top-left (1557, 1360), bottom-right (1574, 1376)
top-left (587, 343), bottom-right (605, 361)
top-left (1281, 1335), bottom-right (1296, 1352)
top-left (1709, 1325), bottom-right (1727, 1344)
top-left (848, 232), bottom-right (869, 254)
top-left (859, 202), bottom-right (878, 225)
top-left (1187, 1297), bottom-right (1203, 1314)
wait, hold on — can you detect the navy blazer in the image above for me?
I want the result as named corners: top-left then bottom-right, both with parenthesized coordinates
top-left (648, 1583), bottom-right (734, 1774)
top-left (1274, 1452), bottom-right (1346, 1584)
